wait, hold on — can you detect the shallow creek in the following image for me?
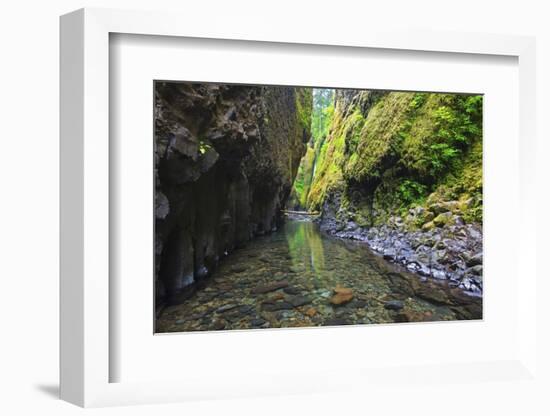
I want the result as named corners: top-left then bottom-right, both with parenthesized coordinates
top-left (156, 218), bottom-right (482, 333)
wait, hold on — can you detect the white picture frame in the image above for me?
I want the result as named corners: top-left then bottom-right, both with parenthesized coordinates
top-left (60, 7), bottom-right (539, 408)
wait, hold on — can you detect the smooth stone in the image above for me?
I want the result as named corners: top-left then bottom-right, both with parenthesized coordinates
top-left (384, 300), bottom-right (404, 310)
top-left (216, 304), bottom-right (239, 313)
top-left (466, 252), bottom-right (483, 267)
top-left (288, 295), bottom-right (313, 308)
top-left (330, 287), bottom-right (354, 305)
top-left (251, 280), bottom-right (289, 294)
top-left (283, 286), bottom-right (301, 295)
top-left (212, 320), bottom-right (226, 330)
top-left (238, 304), bottom-right (254, 314)
top-left (261, 301), bottom-right (294, 312)
top-left (351, 300), bottom-right (368, 309)
top-left (468, 265), bottom-right (483, 276)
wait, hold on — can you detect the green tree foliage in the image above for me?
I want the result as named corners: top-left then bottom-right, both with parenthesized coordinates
top-left (311, 89), bottom-right (335, 143)
top-left (289, 89), bottom-right (335, 209)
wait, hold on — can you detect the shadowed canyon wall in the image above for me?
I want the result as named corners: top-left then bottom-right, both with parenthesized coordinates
top-left (154, 82), bottom-right (312, 305)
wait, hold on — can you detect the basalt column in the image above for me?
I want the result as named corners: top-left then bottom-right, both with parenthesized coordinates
top-left (155, 83), bottom-right (312, 305)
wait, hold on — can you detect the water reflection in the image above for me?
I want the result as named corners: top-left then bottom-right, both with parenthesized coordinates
top-left (157, 220), bottom-right (482, 332)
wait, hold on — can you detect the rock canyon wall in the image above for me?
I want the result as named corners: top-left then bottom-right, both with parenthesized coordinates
top-left (155, 82), bottom-right (312, 305)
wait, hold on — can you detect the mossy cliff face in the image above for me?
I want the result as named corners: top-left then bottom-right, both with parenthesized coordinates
top-left (155, 83), bottom-right (311, 304)
top-left (305, 89), bottom-right (483, 293)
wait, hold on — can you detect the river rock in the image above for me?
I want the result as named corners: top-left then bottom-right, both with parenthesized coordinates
top-left (216, 303), bottom-right (239, 313)
top-left (230, 265), bottom-right (247, 273)
top-left (415, 286), bottom-right (450, 305)
top-left (251, 280), bottom-right (289, 294)
top-left (250, 318), bottom-right (266, 327)
top-left (384, 300), bottom-right (404, 310)
top-left (288, 295), bottom-right (313, 307)
top-left (466, 252), bottom-right (483, 267)
top-left (261, 300), bottom-right (294, 312)
top-left (330, 287), bottom-right (353, 305)
top-left (468, 265), bottom-right (483, 276)
top-left (283, 286), bottom-right (302, 295)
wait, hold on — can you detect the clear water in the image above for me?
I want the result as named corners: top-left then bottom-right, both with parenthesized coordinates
top-left (157, 219), bottom-right (482, 332)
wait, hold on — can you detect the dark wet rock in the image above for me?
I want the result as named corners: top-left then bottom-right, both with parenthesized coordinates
top-left (394, 310), bottom-right (433, 323)
top-left (349, 300), bottom-right (368, 309)
top-left (216, 304), bottom-right (239, 313)
top-left (414, 286), bottom-right (450, 305)
top-left (384, 300), bottom-right (404, 310)
top-left (468, 265), bottom-right (483, 276)
top-left (251, 280), bottom-right (289, 294)
top-left (450, 302), bottom-right (483, 320)
top-left (211, 320), bottom-right (226, 330)
top-left (230, 265), bottom-right (248, 273)
top-left (261, 300), bottom-right (294, 312)
top-left (466, 252), bottom-right (483, 267)
top-left (238, 304), bottom-right (255, 314)
top-left (250, 318), bottom-right (266, 327)
top-left (288, 295), bottom-right (313, 308)
top-left (283, 286), bottom-right (302, 295)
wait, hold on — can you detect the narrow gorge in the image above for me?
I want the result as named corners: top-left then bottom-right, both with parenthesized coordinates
top-left (155, 83), bottom-right (483, 332)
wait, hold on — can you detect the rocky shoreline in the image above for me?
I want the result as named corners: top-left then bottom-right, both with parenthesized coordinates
top-left (316, 204), bottom-right (483, 296)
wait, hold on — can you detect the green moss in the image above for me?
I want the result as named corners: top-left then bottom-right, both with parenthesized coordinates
top-left (295, 88), bottom-right (313, 133)
top-left (306, 89), bottom-right (483, 225)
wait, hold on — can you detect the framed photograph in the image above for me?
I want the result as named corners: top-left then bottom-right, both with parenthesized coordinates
top-left (60, 7), bottom-right (539, 408)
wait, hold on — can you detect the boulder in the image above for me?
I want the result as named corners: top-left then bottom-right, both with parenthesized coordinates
top-left (433, 212), bottom-right (453, 227)
top-left (384, 300), bottom-right (404, 310)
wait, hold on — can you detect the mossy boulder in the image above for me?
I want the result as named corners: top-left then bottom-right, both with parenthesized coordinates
top-left (433, 212), bottom-right (453, 227)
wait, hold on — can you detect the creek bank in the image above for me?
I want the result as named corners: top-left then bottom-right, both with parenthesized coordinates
top-left (288, 88), bottom-right (483, 296)
top-left (317, 193), bottom-right (483, 294)
top-left (157, 219), bottom-right (482, 332)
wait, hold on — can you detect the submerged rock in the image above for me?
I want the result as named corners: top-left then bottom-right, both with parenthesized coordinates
top-left (384, 300), bottom-right (404, 310)
top-left (251, 280), bottom-right (289, 294)
top-left (330, 287), bottom-right (354, 305)
top-left (288, 295), bottom-right (313, 308)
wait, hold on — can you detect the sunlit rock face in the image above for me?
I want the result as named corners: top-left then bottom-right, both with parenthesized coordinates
top-left (154, 82), bottom-right (311, 305)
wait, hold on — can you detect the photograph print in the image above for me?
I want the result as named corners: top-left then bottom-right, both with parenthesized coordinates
top-left (154, 81), bottom-right (483, 333)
